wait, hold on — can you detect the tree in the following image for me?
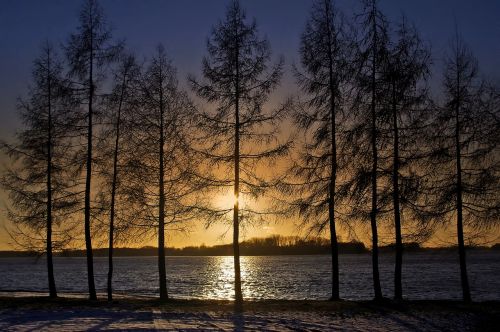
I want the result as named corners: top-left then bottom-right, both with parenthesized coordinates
top-left (94, 54), bottom-right (141, 302)
top-left (65, 0), bottom-right (122, 300)
top-left (1, 43), bottom-right (79, 298)
top-left (430, 34), bottom-right (500, 302)
top-left (290, 0), bottom-right (352, 301)
top-left (190, 0), bottom-right (287, 305)
top-left (129, 45), bottom-right (198, 301)
top-left (348, 0), bottom-right (389, 300)
top-left (381, 18), bottom-right (432, 300)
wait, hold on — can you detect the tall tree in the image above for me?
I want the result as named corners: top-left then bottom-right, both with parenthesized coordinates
top-left (350, 0), bottom-right (389, 300)
top-left (190, 0), bottom-right (287, 306)
top-left (290, 0), bottom-right (352, 301)
top-left (1, 43), bottom-right (79, 298)
top-left (430, 34), bottom-right (500, 302)
top-left (65, 0), bottom-right (122, 300)
top-left (94, 54), bottom-right (141, 302)
top-left (129, 46), bottom-right (198, 301)
top-left (381, 18), bottom-right (431, 300)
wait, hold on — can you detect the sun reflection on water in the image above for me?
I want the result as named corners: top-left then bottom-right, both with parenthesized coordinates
top-left (198, 256), bottom-right (252, 300)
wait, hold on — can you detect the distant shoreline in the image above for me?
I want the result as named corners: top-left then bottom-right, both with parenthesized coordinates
top-left (1, 244), bottom-right (498, 258)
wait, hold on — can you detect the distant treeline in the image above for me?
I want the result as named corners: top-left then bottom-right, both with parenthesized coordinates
top-left (1, 235), bottom-right (498, 257)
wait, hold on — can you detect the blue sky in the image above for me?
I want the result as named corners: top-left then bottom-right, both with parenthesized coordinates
top-left (1, 0), bottom-right (499, 139)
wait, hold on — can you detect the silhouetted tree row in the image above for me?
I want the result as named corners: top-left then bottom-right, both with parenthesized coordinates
top-left (1, 0), bottom-right (499, 305)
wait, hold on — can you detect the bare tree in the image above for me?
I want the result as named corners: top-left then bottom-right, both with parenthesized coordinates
top-left (127, 45), bottom-right (199, 301)
top-left (348, 0), bottom-right (389, 300)
top-left (1, 43), bottom-right (79, 298)
top-left (289, 0), bottom-right (352, 301)
top-left (93, 53), bottom-right (141, 302)
top-left (429, 34), bottom-right (500, 302)
top-left (65, 0), bottom-right (122, 300)
top-left (190, 0), bottom-right (288, 306)
top-left (380, 17), bottom-right (432, 300)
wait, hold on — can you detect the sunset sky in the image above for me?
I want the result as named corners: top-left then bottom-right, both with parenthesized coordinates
top-left (0, 0), bottom-right (499, 250)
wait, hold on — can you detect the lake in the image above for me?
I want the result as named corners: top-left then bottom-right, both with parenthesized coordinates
top-left (1, 251), bottom-right (499, 300)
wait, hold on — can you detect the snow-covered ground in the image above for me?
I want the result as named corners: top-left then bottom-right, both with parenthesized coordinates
top-left (0, 307), bottom-right (490, 331)
top-left (0, 294), bottom-right (498, 331)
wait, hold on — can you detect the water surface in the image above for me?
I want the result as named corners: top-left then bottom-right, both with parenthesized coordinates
top-left (1, 252), bottom-right (499, 300)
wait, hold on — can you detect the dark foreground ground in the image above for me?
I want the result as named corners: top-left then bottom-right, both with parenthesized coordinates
top-left (0, 296), bottom-right (499, 331)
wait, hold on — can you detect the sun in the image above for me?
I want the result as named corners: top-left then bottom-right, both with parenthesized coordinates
top-left (215, 189), bottom-right (244, 211)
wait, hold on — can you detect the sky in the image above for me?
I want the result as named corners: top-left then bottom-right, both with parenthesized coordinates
top-left (0, 0), bottom-right (499, 250)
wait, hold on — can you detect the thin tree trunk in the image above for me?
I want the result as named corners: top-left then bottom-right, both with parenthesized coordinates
top-left (328, 107), bottom-right (339, 301)
top-left (370, 0), bottom-right (382, 300)
top-left (158, 64), bottom-right (168, 301)
top-left (233, 33), bottom-right (243, 306)
top-left (233, 135), bottom-right (242, 305)
top-left (324, 0), bottom-right (339, 301)
top-left (46, 48), bottom-right (57, 299)
top-left (85, 24), bottom-right (97, 301)
top-left (107, 166), bottom-right (116, 301)
top-left (107, 71), bottom-right (127, 302)
top-left (455, 72), bottom-right (471, 303)
top-left (392, 82), bottom-right (403, 300)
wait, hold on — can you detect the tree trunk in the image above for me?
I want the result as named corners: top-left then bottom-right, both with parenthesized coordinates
top-left (158, 64), bottom-right (168, 301)
top-left (324, 1), bottom-right (340, 301)
top-left (370, 0), bottom-right (382, 300)
top-left (392, 82), bottom-right (403, 300)
top-left (328, 122), bottom-right (339, 301)
top-left (46, 49), bottom-right (57, 299)
top-left (85, 31), bottom-right (97, 301)
top-left (233, 27), bottom-right (243, 307)
top-left (325, 0), bottom-right (339, 301)
top-left (455, 74), bottom-right (471, 302)
top-left (107, 71), bottom-right (127, 302)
